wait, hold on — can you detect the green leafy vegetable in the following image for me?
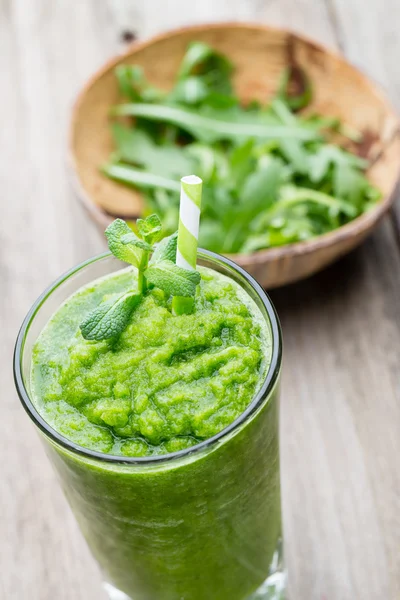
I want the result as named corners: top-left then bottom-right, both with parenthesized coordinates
top-left (120, 232), bottom-right (152, 251)
top-left (111, 103), bottom-right (320, 143)
top-left (102, 164), bottom-right (181, 193)
top-left (177, 41), bottom-right (233, 94)
top-left (115, 65), bottom-right (164, 103)
top-left (105, 219), bottom-right (145, 268)
top-left (103, 42), bottom-right (381, 255)
top-left (110, 124), bottom-right (195, 178)
top-left (145, 260), bottom-right (201, 297)
top-left (80, 292), bottom-right (141, 341)
top-left (277, 66), bottom-right (313, 111)
top-left (137, 213), bottom-right (163, 244)
top-left (80, 216), bottom-right (200, 341)
top-left (150, 231), bottom-right (178, 264)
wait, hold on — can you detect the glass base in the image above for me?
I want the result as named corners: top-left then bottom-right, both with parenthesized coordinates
top-left (247, 539), bottom-right (286, 599)
top-left (103, 583), bottom-right (131, 600)
top-left (103, 539), bottom-right (286, 600)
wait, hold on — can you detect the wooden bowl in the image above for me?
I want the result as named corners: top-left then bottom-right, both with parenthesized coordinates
top-left (69, 23), bottom-right (400, 288)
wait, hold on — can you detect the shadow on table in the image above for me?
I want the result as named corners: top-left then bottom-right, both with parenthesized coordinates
top-left (268, 244), bottom-right (366, 315)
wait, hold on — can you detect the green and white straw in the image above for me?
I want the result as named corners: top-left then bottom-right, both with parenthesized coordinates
top-left (172, 174), bottom-right (203, 315)
top-left (176, 175), bottom-right (202, 270)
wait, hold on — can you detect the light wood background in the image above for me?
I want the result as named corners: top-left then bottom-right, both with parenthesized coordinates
top-left (1, 1), bottom-right (400, 599)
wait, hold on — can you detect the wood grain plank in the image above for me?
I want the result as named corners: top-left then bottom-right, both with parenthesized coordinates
top-left (107, 0), bottom-right (337, 49)
top-left (274, 220), bottom-right (400, 600)
top-left (319, 3), bottom-right (400, 597)
top-left (1, 1), bottom-right (400, 600)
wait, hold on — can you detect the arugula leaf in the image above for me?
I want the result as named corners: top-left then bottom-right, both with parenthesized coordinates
top-left (308, 147), bottom-right (333, 183)
top-left (102, 164), bottom-right (181, 194)
top-left (271, 99), bottom-right (310, 174)
top-left (115, 65), bottom-right (144, 101)
top-left (150, 231), bottom-right (178, 264)
top-left (228, 139), bottom-right (255, 189)
top-left (278, 139), bottom-right (310, 175)
top-left (110, 123), bottom-right (154, 163)
top-left (112, 103), bottom-right (321, 143)
top-left (168, 77), bottom-right (210, 106)
top-left (309, 145), bottom-right (368, 183)
top-left (240, 158), bottom-right (285, 216)
top-left (309, 145), bottom-right (371, 208)
top-left (137, 214), bottom-right (162, 244)
top-left (186, 143), bottom-right (219, 182)
top-left (263, 185), bottom-right (357, 220)
top-left (110, 123), bottom-right (195, 179)
top-left (176, 41), bottom-right (233, 97)
top-left (103, 43), bottom-right (381, 256)
top-left (115, 65), bottom-right (164, 103)
top-left (242, 213), bottom-right (316, 252)
top-left (199, 219), bottom-right (225, 252)
top-left (271, 98), bottom-right (298, 125)
top-left (80, 292), bottom-right (142, 341)
top-left (333, 164), bottom-right (369, 206)
top-left (145, 260), bottom-right (200, 297)
top-left (277, 66), bottom-right (313, 111)
top-left (105, 219), bottom-right (145, 267)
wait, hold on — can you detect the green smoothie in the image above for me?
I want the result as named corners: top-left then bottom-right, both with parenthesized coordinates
top-left (31, 266), bottom-right (270, 457)
top-left (22, 253), bottom-right (282, 600)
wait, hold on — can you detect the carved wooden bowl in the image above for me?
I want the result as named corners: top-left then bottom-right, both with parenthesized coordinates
top-left (69, 23), bottom-right (400, 288)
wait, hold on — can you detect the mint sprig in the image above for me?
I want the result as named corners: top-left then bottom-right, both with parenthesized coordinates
top-left (145, 260), bottom-right (200, 298)
top-left (79, 215), bottom-right (199, 341)
top-left (150, 231), bottom-right (178, 264)
top-left (80, 292), bottom-right (142, 341)
top-left (105, 218), bottom-right (145, 267)
top-left (137, 214), bottom-right (163, 244)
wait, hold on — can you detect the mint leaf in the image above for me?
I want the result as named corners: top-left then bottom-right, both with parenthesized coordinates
top-left (121, 232), bottom-right (152, 251)
top-left (144, 260), bottom-right (200, 297)
top-left (80, 292), bottom-right (142, 341)
top-left (137, 214), bottom-right (162, 244)
top-left (105, 219), bottom-right (145, 267)
top-left (150, 231), bottom-right (178, 264)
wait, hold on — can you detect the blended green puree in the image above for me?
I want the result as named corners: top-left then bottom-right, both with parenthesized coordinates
top-left (32, 266), bottom-right (271, 457)
top-left (30, 263), bottom-right (281, 600)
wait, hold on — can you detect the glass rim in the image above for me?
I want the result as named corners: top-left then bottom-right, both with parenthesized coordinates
top-left (14, 249), bottom-right (282, 466)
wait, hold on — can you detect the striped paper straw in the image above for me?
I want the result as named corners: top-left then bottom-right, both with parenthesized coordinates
top-left (176, 175), bottom-right (203, 270)
top-left (173, 175), bottom-right (203, 315)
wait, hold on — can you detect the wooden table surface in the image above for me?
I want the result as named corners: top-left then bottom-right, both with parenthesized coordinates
top-left (1, 1), bottom-right (400, 599)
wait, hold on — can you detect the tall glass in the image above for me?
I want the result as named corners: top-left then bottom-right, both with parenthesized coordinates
top-left (14, 250), bottom-right (284, 600)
